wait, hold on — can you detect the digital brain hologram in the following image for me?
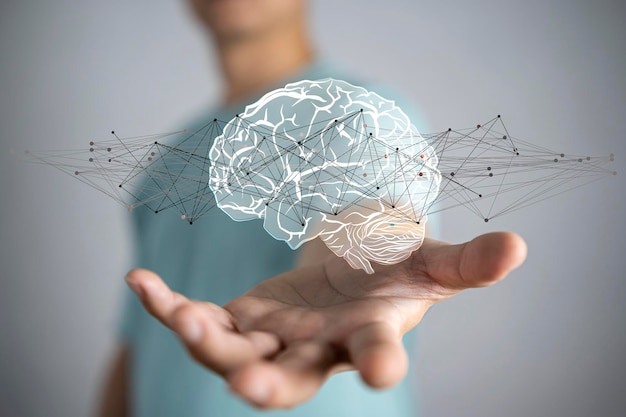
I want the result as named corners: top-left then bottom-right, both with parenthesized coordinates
top-left (28, 79), bottom-right (617, 273)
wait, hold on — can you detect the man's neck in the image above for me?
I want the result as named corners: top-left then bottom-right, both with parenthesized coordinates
top-left (215, 23), bottom-right (314, 105)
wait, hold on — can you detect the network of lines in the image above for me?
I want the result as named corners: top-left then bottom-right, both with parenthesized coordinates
top-left (28, 79), bottom-right (616, 272)
top-left (29, 115), bottom-right (615, 223)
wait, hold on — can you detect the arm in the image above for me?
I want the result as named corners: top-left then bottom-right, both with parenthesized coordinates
top-left (96, 344), bottom-right (130, 417)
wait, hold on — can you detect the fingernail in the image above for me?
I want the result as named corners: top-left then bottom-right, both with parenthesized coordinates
top-left (179, 319), bottom-right (202, 344)
top-left (125, 275), bottom-right (144, 300)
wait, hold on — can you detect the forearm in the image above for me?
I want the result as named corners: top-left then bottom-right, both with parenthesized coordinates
top-left (96, 344), bottom-right (130, 417)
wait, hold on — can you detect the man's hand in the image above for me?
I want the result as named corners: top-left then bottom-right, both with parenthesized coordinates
top-left (125, 232), bottom-right (526, 409)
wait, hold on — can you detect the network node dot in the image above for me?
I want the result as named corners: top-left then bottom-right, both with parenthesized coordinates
top-left (30, 79), bottom-right (617, 276)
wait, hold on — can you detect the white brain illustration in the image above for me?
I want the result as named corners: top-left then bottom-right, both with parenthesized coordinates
top-left (209, 79), bottom-right (441, 273)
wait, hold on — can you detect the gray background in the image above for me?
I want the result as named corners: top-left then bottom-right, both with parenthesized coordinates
top-left (1, 1), bottom-right (625, 416)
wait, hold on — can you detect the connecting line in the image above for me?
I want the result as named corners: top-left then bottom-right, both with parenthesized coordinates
top-left (30, 80), bottom-right (616, 236)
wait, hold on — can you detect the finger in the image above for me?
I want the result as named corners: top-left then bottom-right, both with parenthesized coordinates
top-left (418, 231), bottom-right (527, 290)
top-left (125, 268), bottom-right (188, 326)
top-left (346, 322), bottom-right (407, 389)
top-left (228, 341), bottom-right (339, 408)
top-left (169, 303), bottom-right (282, 375)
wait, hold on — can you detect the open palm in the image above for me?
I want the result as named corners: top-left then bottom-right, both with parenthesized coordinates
top-left (126, 232), bottom-right (526, 409)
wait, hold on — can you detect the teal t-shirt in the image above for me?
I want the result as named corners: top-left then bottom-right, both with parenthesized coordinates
top-left (119, 61), bottom-right (428, 417)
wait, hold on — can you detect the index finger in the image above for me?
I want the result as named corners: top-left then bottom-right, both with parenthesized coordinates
top-left (125, 268), bottom-right (189, 327)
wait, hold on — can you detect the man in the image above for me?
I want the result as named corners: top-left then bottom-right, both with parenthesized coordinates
top-left (99, 1), bottom-right (527, 415)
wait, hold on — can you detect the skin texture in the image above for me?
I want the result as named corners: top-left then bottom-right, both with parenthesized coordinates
top-left (124, 232), bottom-right (527, 409)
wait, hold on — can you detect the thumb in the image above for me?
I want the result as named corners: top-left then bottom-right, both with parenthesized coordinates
top-left (417, 232), bottom-right (527, 290)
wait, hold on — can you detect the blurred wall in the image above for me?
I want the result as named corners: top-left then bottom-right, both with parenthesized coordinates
top-left (1, 1), bottom-right (624, 416)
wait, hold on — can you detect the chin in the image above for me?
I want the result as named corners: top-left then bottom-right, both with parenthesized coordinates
top-left (190, 0), bottom-right (302, 40)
